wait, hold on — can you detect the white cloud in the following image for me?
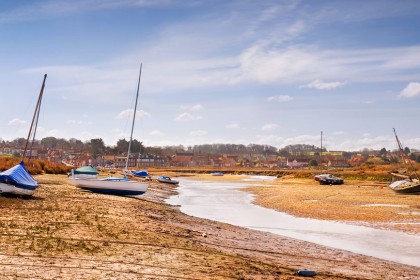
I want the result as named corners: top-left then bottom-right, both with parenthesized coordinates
top-left (190, 130), bottom-right (208, 137)
top-left (45, 129), bottom-right (63, 138)
top-left (67, 119), bottom-right (92, 125)
top-left (300, 79), bottom-right (347, 90)
top-left (398, 82), bottom-right (420, 98)
top-left (8, 118), bottom-right (26, 125)
top-left (267, 95), bottom-right (293, 102)
top-left (226, 123), bottom-right (239, 129)
top-left (175, 112), bottom-right (201, 121)
top-left (331, 131), bottom-right (345, 136)
top-left (261, 124), bottom-right (278, 131)
top-left (150, 130), bottom-right (164, 136)
top-left (180, 104), bottom-right (203, 111)
top-left (116, 109), bottom-right (150, 119)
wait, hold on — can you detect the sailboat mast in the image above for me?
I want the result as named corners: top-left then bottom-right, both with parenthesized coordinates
top-left (23, 74), bottom-right (47, 162)
top-left (393, 128), bottom-right (419, 180)
top-left (124, 64), bottom-right (142, 173)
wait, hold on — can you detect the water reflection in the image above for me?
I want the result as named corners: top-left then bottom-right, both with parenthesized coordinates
top-left (166, 178), bottom-right (420, 267)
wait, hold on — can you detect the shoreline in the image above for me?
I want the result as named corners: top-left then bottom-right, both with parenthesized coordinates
top-left (0, 174), bottom-right (419, 279)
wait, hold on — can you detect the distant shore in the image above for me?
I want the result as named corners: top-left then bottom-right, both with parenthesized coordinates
top-left (0, 173), bottom-right (419, 279)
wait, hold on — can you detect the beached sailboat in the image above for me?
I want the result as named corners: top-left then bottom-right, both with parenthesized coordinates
top-left (388, 128), bottom-right (420, 194)
top-left (69, 64), bottom-right (149, 196)
top-left (0, 74), bottom-right (47, 196)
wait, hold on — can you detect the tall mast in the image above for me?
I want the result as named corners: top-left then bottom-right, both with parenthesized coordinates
top-left (23, 74), bottom-right (47, 162)
top-left (320, 131), bottom-right (323, 166)
top-left (124, 64), bottom-right (142, 175)
top-left (393, 128), bottom-right (419, 180)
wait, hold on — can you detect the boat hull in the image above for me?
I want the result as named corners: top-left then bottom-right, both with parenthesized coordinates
top-left (157, 179), bottom-right (179, 185)
top-left (389, 179), bottom-right (420, 194)
top-left (69, 177), bottom-right (149, 196)
top-left (0, 182), bottom-right (35, 196)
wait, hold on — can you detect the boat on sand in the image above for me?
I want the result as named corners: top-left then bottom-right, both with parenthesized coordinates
top-left (0, 74), bottom-right (47, 196)
top-left (157, 176), bottom-right (179, 185)
top-left (69, 64), bottom-right (149, 196)
top-left (388, 128), bottom-right (420, 194)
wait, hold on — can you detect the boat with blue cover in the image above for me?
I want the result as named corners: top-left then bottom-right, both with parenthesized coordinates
top-left (0, 161), bottom-right (39, 196)
top-left (0, 74), bottom-right (47, 196)
top-left (131, 169), bottom-right (150, 178)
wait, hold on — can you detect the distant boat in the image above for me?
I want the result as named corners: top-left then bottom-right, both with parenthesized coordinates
top-left (211, 172), bottom-right (224, 176)
top-left (131, 169), bottom-right (150, 178)
top-left (0, 74), bottom-right (47, 196)
top-left (157, 176), bottom-right (179, 185)
top-left (388, 128), bottom-right (420, 194)
top-left (69, 64), bottom-right (149, 196)
top-left (70, 165), bottom-right (99, 179)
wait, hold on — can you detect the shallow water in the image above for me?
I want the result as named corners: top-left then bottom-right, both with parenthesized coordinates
top-left (166, 177), bottom-right (420, 267)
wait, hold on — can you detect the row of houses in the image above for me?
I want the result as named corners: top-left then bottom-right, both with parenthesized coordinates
top-left (0, 147), bottom-right (403, 169)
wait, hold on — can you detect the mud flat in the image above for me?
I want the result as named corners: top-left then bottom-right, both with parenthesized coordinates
top-left (0, 174), bottom-right (419, 279)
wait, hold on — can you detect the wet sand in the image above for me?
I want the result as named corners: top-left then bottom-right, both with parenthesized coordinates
top-left (0, 173), bottom-right (419, 279)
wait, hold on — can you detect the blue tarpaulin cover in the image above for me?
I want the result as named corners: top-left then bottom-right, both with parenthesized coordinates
top-left (131, 170), bottom-right (149, 177)
top-left (0, 161), bottom-right (39, 190)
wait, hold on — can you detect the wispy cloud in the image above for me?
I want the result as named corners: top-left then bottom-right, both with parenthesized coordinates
top-left (267, 95), bottom-right (293, 102)
top-left (190, 130), bottom-right (208, 137)
top-left (116, 109), bottom-right (150, 119)
top-left (0, 0), bottom-right (175, 23)
top-left (175, 112), bottom-right (201, 121)
top-left (226, 123), bottom-right (239, 129)
top-left (398, 82), bottom-right (420, 98)
top-left (8, 118), bottom-right (26, 125)
top-left (180, 104), bottom-right (203, 111)
top-left (300, 79), bottom-right (348, 90)
top-left (150, 130), bottom-right (164, 136)
top-left (261, 124), bottom-right (278, 132)
top-left (67, 119), bottom-right (92, 125)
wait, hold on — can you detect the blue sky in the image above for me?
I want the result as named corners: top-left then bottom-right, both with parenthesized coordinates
top-left (1, 0), bottom-right (420, 151)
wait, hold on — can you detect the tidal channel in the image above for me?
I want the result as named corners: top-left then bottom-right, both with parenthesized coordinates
top-left (165, 177), bottom-right (420, 267)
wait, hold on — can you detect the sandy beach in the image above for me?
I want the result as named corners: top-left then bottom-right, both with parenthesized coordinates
top-left (1, 173), bottom-right (419, 279)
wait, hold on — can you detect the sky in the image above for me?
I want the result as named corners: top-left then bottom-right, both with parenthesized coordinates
top-left (1, 0), bottom-right (420, 152)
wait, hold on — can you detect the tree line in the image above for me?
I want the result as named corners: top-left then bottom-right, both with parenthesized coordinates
top-left (1, 136), bottom-right (419, 163)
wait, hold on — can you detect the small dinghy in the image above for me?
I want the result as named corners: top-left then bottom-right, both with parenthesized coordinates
top-left (157, 176), bottom-right (179, 185)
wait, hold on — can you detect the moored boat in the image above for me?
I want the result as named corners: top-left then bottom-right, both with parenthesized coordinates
top-left (69, 64), bottom-right (149, 196)
top-left (389, 178), bottom-right (420, 194)
top-left (388, 128), bottom-right (420, 194)
top-left (131, 169), bottom-right (150, 178)
top-left (0, 161), bottom-right (39, 196)
top-left (70, 176), bottom-right (148, 195)
top-left (157, 176), bottom-right (179, 185)
top-left (70, 165), bottom-right (99, 179)
top-left (0, 74), bottom-right (47, 196)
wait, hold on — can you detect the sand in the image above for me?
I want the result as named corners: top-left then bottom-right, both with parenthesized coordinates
top-left (0, 173), bottom-right (419, 279)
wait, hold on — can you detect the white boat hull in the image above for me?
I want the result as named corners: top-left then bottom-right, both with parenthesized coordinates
top-left (0, 182), bottom-right (35, 196)
top-left (389, 179), bottom-right (420, 194)
top-left (69, 177), bottom-right (149, 195)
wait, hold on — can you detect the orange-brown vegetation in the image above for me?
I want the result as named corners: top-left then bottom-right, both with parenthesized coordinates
top-left (0, 157), bottom-right (72, 175)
